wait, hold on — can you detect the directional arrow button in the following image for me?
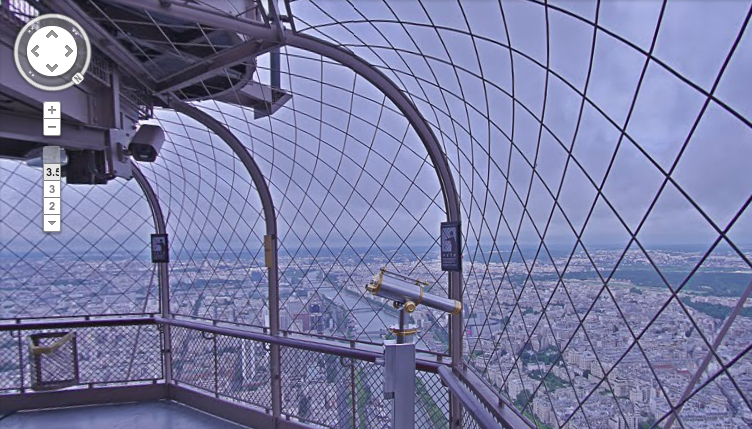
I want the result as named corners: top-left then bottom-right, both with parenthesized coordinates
top-left (65, 45), bottom-right (73, 57)
top-left (46, 64), bottom-right (58, 72)
top-left (46, 29), bottom-right (58, 38)
top-left (31, 45), bottom-right (39, 57)
top-left (48, 220), bottom-right (56, 225)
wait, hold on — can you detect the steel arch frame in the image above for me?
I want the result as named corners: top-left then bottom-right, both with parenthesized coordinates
top-left (96, 0), bottom-right (464, 424)
top-left (165, 99), bottom-right (283, 419)
top-left (130, 163), bottom-right (172, 384)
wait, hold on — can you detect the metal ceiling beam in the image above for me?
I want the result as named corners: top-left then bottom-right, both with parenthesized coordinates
top-left (0, 111), bottom-right (108, 151)
top-left (156, 39), bottom-right (278, 94)
top-left (99, 0), bottom-right (278, 42)
top-left (55, 0), bottom-right (157, 91)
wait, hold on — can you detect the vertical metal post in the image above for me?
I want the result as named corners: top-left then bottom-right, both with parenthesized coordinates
top-left (351, 360), bottom-right (357, 427)
top-left (382, 308), bottom-right (416, 429)
top-left (383, 340), bottom-right (416, 429)
top-left (270, 50), bottom-right (281, 89)
top-left (16, 331), bottom-right (25, 393)
top-left (449, 269), bottom-right (463, 428)
top-left (267, 234), bottom-right (282, 422)
top-left (266, 0), bottom-right (283, 91)
top-left (131, 164), bottom-right (171, 384)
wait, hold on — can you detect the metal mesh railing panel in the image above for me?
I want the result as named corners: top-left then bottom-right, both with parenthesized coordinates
top-left (215, 333), bottom-right (273, 410)
top-left (280, 345), bottom-right (449, 429)
top-left (170, 325), bottom-right (272, 410)
top-left (0, 331), bottom-right (22, 392)
top-left (75, 324), bottom-right (162, 384)
top-left (0, 324), bottom-right (162, 392)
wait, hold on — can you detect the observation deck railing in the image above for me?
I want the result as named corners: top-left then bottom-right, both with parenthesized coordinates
top-left (0, 316), bottom-right (503, 429)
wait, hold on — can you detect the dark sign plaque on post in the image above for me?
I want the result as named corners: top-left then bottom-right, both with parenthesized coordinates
top-left (440, 222), bottom-right (461, 271)
top-left (151, 233), bottom-right (169, 263)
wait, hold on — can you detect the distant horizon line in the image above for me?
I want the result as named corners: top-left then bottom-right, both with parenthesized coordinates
top-left (1, 241), bottom-right (749, 261)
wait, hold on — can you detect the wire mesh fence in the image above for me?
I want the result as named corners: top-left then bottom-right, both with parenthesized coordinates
top-left (280, 345), bottom-right (448, 429)
top-left (0, 330), bottom-right (22, 393)
top-left (170, 325), bottom-right (273, 411)
top-left (141, 109), bottom-right (271, 330)
top-left (0, 323), bottom-right (162, 393)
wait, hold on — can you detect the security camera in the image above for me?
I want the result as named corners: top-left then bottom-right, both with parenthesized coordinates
top-left (365, 268), bottom-right (462, 315)
top-left (128, 125), bottom-right (165, 162)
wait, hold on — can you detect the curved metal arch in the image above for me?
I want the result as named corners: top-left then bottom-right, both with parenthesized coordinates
top-left (131, 162), bottom-right (172, 383)
top-left (98, 0), bottom-right (463, 341)
top-left (131, 163), bottom-right (167, 235)
top-left (284, 33), bottom-right (465, 379)
top-left (168, 100), bottom-right (278, 238)
top-left (100, 0), bottom-right (461, 222)
top-left (165, 99), bottom-right (282, 418)
top-left (97, 0), bottom-right (463, 416)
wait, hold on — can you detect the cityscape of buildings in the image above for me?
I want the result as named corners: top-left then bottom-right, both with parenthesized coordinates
top-left (1, 245), bottom-right (750, 428)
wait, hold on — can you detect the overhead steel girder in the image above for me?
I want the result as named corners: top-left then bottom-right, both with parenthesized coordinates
top-left (56, 0), bottom-right (157, 91)
top-left (167, 98), bottom-right (282, 420)
top-left (99, 0), bottom-right (278, 42)
top-left (155, 39), bottom-right (279, 94)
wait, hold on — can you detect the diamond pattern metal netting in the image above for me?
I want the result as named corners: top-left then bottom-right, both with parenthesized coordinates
top-left (170, 326), bottom-right (272, 410)
top-left (140, 110), bottom-right (271, 328)
top-left (285, 1), bottom-right (752, 428)
top-left (186, 51), bottom-right (452, 355)
top-left (137, 51), bottom-right (452, 354)
top-left (0, 160), bottom-right (158, 320)
top-left (280, 345), bottom-right (448, 428)
top-left (2, 0), bottom-right (752, 428)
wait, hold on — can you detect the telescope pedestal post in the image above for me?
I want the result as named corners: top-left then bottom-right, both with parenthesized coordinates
top-left (383, 308), bottom-right (416, 429)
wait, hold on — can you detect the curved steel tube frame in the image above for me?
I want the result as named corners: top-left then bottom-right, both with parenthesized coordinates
top-left (94, 0), bottom-right (465, 425)
top-left (166, 99), bottom-right (283, 419)
top-left (131, 162), bottom-right (172, 383)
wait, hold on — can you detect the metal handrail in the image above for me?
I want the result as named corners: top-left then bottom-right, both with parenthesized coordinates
top-left (453, 367), bottom-right (535, 429)
top-left (156, 316), bottom-right (442, 373)
top-left (438, 366), bottom-right (500, 429)
top-left (0, 316), bottom-right (155, 331)
top-left (0, 316), bottom-right (520, 429)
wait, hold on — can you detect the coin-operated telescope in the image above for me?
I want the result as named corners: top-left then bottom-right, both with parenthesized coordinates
top-left (365, 268), bottom-right (462, 429)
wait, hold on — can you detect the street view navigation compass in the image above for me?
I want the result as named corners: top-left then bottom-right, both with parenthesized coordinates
top-left (14, 14), bottom-right (91, 91)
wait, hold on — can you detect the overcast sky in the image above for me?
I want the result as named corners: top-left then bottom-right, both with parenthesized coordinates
top-left (2, 0), bottom-right (752, 259)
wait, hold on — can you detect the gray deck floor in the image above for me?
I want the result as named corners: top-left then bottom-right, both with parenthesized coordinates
top-left (0, 401), bottom-right (250, 429)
